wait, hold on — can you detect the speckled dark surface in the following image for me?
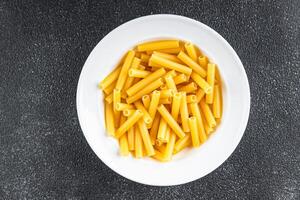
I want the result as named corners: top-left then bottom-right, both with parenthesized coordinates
top-left (0, 0), bottom-right (299, 199)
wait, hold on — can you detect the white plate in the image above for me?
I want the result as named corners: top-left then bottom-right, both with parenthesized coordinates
top-left (76, 14), bottom-right (250, 186)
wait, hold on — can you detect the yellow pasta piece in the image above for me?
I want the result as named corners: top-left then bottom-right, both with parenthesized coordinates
top-left (179, 92), bottom-right (190, 132)
top-left (178, 82), bottom-right (198, 93)
top-left (177, 51), bottom-right (206, 77)
top-left (156, 47), bottom-right (182, 54)
top-left (134, 101), bottom-right (152, 125)
top-left (165, 75), bottom-right (177, 91)
top-left (122, 109), bottom-right (135, 117)
top-left (150, 54), bottom-right (192, 75)
top-left (150, 114), bottom-right (161, 145)
top-left (196, 89), bottom-right (205, 102)
top-left (140, 53), bottom-right (150, 63)
top-left (153, 51), bottom-right (183, 63)
top-left (159, 89), bottom-right (174, 98)
top-left (174, 133), bottom-right (191, 154)
top-left (115, 50), bottom-right (135, 90)
top-left (163, 133), bottom-right (176, 161)
top-left (127, 126), bottom-right (135, 151)
top-left (137, 120), bottom-right (155, 156)
top-left (184, 42), bottom-right (198, 62)
top-left (157, 118), bottom-right (168, 143)
top-left (137, 40), bottom-right (180, 52)
top-left (213, 85), bottom-right (221, 118)
top-left (204, 119), bottom-right (214, 135)
top-left (148, 90), bottom-right (160, 127)
top-left (191, 72), bottom-right (212, 94)
top-left (105, 101), bottom-right (115, 136)
top-left (102, 80), bottom-right (116, 94)
top-left (128, 69), bottom-right (151, 78)
top-left (115, 103), bottom-right (134, 111)
top-left (115, 110), bottom-right (143, 138)
top-left (142, 95), bottom-right (150, 110)
top-left (157, 105), bottom-right (185, 139)
top-left (126, 78), bottom-right (164, 104)
top-left (206, 63), bottom-right (216, 104)
top-left (188, 117), bottom-right (200, 147)
top-left (198, 56), bottom-right (208, 69)
top-left (126, 68), bottom-right (166, 96)
top-left (122, 58), bottom-right (141, 98)
top-left (113, 89), bottom-right (121, 112)
top-left (190, 102), bottom-right (207, 143)
top-left (119, 115), bottom-right (129, 156)
top-left (152, 150), bottom-right (166, 162)
top-left (173, 74), bottom-right (188, 85)
top-left (200, 100), bottom-right (216, 128)
top-left (119, 133), bottom-right (129, 156)
top-left (115, 110), bottom-right (121, 128)
top-left (159, 97), bottom-right (172, 104)
top-left (99, 66), bottom-right (121, 89)
top-left (134, 126), bottom-right (143, 158)
top-left (186, 95), bottom-right (197, 103)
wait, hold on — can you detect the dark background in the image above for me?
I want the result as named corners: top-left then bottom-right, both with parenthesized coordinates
top-left (0, 0), bottom-right (299, 199)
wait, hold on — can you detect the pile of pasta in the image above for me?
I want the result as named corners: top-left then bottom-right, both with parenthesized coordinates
top-left (99, 40), bottom-right (222, 162)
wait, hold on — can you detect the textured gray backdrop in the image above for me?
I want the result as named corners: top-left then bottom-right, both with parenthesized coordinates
top-left (0, 0), bottom-right (299, 199)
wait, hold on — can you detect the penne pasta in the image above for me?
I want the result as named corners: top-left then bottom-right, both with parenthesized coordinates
top-left (142, 95), bottom-right (150, 110)
top-left (200, 100), bottom-right (217, 128)
top-left (127, 126), bottom-right (135, 151)
top-left (184, 42), bottom-right (198, 62)
top-left (150, 114), bottom-right (161, 145)
top-left (177, 51), bottom-right (206, 77)
top-left (137, 40), bottom-right (180, 52)
top-left (148, 90), bottom-right (161, 126)
top-left (129, 69), bottom-right (151, 78)
top-left (173, 74), bottom-right (188, 85)
top-left (116, 102), bottom-right (134, 111)
top-left (157, 105), bottom-right (185, 139)
top-left (179, 92), bottom-right (190, 132)
top-left (134, 126), bottom-right (143, 158)
top-left (153, 51), bottom-right (183, 63)
top-left (206, 63), bottom-right (216, 104)
top-left (190, 102), bottom-right (207, 143)
top-left (134, 101), bottom-right (152, 125)
top-left (165, 75), bottom-right (177, 91)
top-left (213, 85), bottom-right (222, 118)
top-left (119, 115), bottom-right (129, 156)
top-left (115, 110), bottom-right (143, 138)
top-left (105, 101), bottom-right (115, 136)
top-left (174, 133), bottom-right (191, 154)
top-left (150, 54), bottom-right (192, 75)
top-left (159, 89), bottom-right (174, 98)
top-left (191, 72), bottom-right (212, 94)
top-left (157, 118), bottom-right (168, 143)
top-left (122, 57), bottom-right (141, 97)
top-left (178, 82), bottom-right (198, 93)
top-left (127, 68), bottom-right (166, 96)
top-left (113, 89), bottom-right (121, 112)
top-left (137, 120), bottom-right (155, 156)
top-left (198, 56), bottom-right (208, 69)
top-left (115, 50), bottom-right (135, 90)
top-left (188, 117), bottom-right (200, 147)
top-left (126, 78), bottom-right (164, 104)
top-left (99, 66), bottom-right (122, 89)
top-left (102, 80), bottom-right (116, 94)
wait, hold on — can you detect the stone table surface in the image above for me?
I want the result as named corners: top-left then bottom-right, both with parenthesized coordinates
top-left (0, 0), bottom-right (299, 199)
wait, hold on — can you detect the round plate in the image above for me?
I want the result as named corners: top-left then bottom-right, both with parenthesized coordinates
top-left (76, 14), bottom-right (250, 186)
